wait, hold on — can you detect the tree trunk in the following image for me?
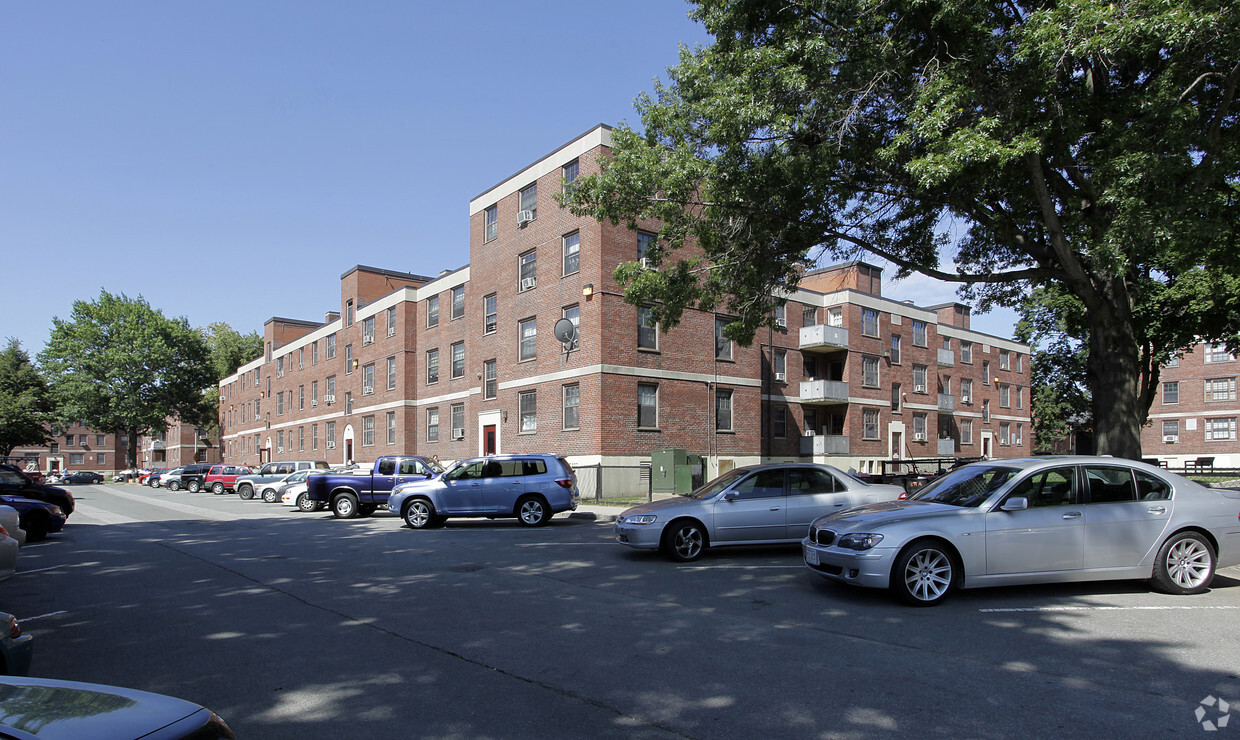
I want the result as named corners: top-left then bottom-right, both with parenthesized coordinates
top-left (126, 427), bottom-right (139, 470)
top-left (1086, 311), bottom-right (1144, 461)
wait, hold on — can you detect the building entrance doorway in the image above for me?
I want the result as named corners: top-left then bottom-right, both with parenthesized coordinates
top-left (484, 425), bottom-right (497, 455)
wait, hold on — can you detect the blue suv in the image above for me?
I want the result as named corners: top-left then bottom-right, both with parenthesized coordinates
top-left (388, 454), bottom-right (578, 528)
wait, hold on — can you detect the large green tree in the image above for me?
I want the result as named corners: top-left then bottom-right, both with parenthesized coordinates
top-left (0, 338), bottom-right (53, 458)
top-left (566, 0), bottom-right (1240, 460)
top-left (194, 322), bottom-right (264, 442)
top-left (39, 291), bottom-right (215, 468)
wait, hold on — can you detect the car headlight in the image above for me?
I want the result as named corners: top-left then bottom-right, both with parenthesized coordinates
top-left (621, 514), bottom-right (657, 525)
top-left (836, 533), bottom-right (884, 551)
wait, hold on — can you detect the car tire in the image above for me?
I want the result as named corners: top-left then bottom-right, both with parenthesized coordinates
top-left (238, 484), bottom-right (254, 500)
top-left (296, 493), bottom-right (318, 512)
top-left (188, 481), bottom-right (201, 493)
top-left (1150, 531), bottom-right (1216, 595)
top-left (515, 495), bottom-right (549, 527)
top-left (892, 539), bottom-right (957, 606)
top-left (661, 520), bottom-right (707, 562)
top-left (262, 489), bottom-right (278, 503)
top-left (332, 493), bottom-right (359, 519)
top-left (211, 483), bottom-right (225, 494)
top-left (167, 481), bottom-right (180, 491)
top-left (21, 512), bottom-right (49, 543)
top-left (403, 499), bottom-right (437, 529)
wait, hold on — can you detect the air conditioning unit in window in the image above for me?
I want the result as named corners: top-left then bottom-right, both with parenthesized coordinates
top-left (452, 429), bottom-right (465, 440)
top-left (914, 384), bottom-right (926, 393)
top-left (326, 441), bottom-right (336, 449)
top-left (773, 372), bottom-right (786, 382)
top-left (775, 318), bottom-right (787, 328)
top-left (517, 210), bottom-right (535, 225)
top-left (311, 399), bottom-right (317, 407)
top-left (639, 257), bottom-right (652, 270)
top-left (520, 277), bottom-right (536, 291)
top-left (1163, 435), bottom-right (1178, 443)
top-left (324, 394), bottom-right (335, 404)
top-left (913, 432), bottom-right (926, 441)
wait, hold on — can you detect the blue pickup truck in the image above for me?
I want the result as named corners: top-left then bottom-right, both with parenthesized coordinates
top-left (306, 456), bottom-right (444, 518)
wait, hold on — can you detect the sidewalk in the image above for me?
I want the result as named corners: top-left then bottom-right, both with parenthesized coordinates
top-left (564, 502), bottom-right (623, 523)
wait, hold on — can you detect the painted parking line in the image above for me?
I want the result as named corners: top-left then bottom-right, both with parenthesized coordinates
top-left (678, 565), bottom-right (806, 570)
top-left (19, 611), bottom-right (66, 622)
top-left (980, 605), bottom-right (1240, 613)
top-left (15, 566), bottom-right (60, 575)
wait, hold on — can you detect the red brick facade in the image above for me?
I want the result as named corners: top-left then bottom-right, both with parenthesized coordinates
top-left (9, 424), bottom-right (131, 475)
top-left (1143, 342), bottom-right (1239, 466)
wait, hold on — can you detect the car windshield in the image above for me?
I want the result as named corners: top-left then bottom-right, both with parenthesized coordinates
top-left (426, 459), bottom-right (445, 474)
top-left (684, 468), bottom-right (751, 499)
top-left (909, 465), bottom-right (1020, 507)
top-left (287, 471), bottom-right (309, 483)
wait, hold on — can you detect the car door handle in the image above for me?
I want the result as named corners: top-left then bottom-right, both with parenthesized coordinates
top-left (834, 502), bottom-right (846, 506)
top-left (1062, 512), bottom-right (1081, 520)
top-left (1147, 506), bottom-right (1167, 515)
top-left (769, 507), bottom-right (781, 512)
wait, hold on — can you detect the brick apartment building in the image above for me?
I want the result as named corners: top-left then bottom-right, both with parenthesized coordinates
top-left (138, 418), bottom-right (222, 469)
top-left (1144, 341), bottom-right (1240, 467)
top-left (217, 125), bottom-right (1032, 490)
top-left (9, 423), bottom-right (130, 476)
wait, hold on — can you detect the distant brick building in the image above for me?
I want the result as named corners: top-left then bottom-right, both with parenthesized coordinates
top-left (218, 125), bottom-right (1032, 487)
top-left (137, 418), bottom-right (221, 469)
top-left (1144, 342), bottom-right (1239, 466)
top-left (9, 423), bottom-right (130, 475)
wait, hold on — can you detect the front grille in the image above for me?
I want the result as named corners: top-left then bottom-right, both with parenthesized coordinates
top-left (813, 529), bottom-right (836, 547)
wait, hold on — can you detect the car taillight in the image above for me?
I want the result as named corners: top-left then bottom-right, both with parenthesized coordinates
top-left (555, 479), bottom-right (574, 489)
top-left (0, 524), bottom-right (7, 536)
top-left (8, 616), bottom-right (21, 639)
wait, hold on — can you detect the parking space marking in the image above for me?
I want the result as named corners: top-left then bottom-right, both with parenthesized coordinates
top-left (980, 605), bottom-right (1240, 613)
top-left (19, 611), bottom-right (66, 622)
top-left (15, 566), bottom-right (60, 575)
top-left (678, 565), bottom-right (805, 570)
top-left (76, 488), bottom-right (242, 522)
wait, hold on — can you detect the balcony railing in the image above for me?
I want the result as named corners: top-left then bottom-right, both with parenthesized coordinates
top-left (937, 438), bottom-right (957, 456)
top-left (937, 393), bottom-right (955, 412)
top-left (799, 324), bottom-right (849, 351)
top-left (937, 348), bottom-right (956, 367)
top-left (799, 379), bottom-right (849, 404)
top-left (801, 434), bottom-right (850, 456)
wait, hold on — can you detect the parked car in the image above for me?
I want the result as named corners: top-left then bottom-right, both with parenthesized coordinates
top-left (0, 506), bottom-right (27, 548)
top-left (173, 463), bottom-right (215, 493)
top-left (0, 530), bottom-right (17, 582)
top-left (277, 470), bottom-right (325, 511)
top-left (614, 463), bottom-right (905, 562)
top-left (204, 465), bottom-right (254, 494)
top-left (0, 496), bottom-right (66, 542)
top-left (309, 456), bottom-right (444, 518)
top-left (157, 467), bottom-right (186, 488)
top-left (0, 464), bottom-right (74, 516)
top-left (137, 469), bottom-right (166, 486)
top-left (0, 676), bottom-right (233, 738)
top-left (0, 611), bottom-right (33, 676)
top-left (802, 456), bottom-right (1240, 606)
top-left (389, 454), bottom-right (578, 528)
top-left (236, 460), bottom-right (330, 500)
top-left (58, 471), bottom-right (103, 485)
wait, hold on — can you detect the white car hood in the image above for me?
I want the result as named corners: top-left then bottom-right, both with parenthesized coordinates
top-left (815, 499), bottom-right (967, 530)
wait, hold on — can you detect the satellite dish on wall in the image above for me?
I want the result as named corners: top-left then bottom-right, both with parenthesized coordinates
top-left (553, 318), bottom-right (577, 347)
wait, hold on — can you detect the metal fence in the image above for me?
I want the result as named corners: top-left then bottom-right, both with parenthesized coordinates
top-left (572, 463), bottom-right (654, 503)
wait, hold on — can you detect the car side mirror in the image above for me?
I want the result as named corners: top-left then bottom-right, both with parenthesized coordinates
top-left (1001, 497), bottom-right (1028, 512)
top-left (723, 492), bottom-right (738, 502)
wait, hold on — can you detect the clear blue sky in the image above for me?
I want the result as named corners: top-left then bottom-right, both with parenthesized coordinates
top-left (3, 0), bottom-right (1016, 357)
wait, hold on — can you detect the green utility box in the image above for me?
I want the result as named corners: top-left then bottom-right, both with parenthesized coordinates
top-left (650, 448), bottom-right (705, 495)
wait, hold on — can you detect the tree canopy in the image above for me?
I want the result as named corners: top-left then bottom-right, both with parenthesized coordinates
top-left (0, 339), bottom-right (53, 458)
top-left (38, 291), bottom-right (215, 467)
top-left (566, 0), bottom-right (1240, 459)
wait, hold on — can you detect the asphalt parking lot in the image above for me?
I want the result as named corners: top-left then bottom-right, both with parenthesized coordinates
top-left (6, 482), bottom-right (1240, 738)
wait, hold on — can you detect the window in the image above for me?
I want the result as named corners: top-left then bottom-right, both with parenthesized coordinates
top-left (313, 341), bottom-right (319, 364)
top-left (637, 231), bottom-right (654, 259)
top-left (387, 357), bottom-right (397, 391)
top-left (863, 408), bottom-right (879, 439)
top-left (427, 349), bottom-right (439, 384)
top-left (912, 320), bottom-right (927, 347)
top-left (276, 391), bottom-right (284, 415)
top-left (519, 250), bottom-right (537, 290)
top-left (519, 183), bottom-right (537, 221)
top-left (519, 318), bottom-right (537, 361)
top-left (863, 356), bottom-right (880, 387)
top-left (345, 392), bottom-right (353, 414)
top-left (345, 299), bottom-right (354, 327)
top-left (563, 384), bottom-right (580, 430)
top-left (715, 318), bottom-right (732, 360)
top-left (451, 342), bottom-right (465, 379)
top-left (802, 305), bottom-right (816, 327)
top-left (999, 422), bottom-right (1011, 445)
top-left (312, 424), bottom-right (318, 450)
top-left (773, 405), bottom-right (787, 438)
top-left (484, 293), bottom-right (498, 334)
top-left (451, 403), bottom-right (465, 438)
top-left (427, 295), bottom-right (439, 327)
top-left (98, 453), bottom-right (106, 465)
top-left (827, 307), bottom-right (843, 327)
top-left (327, 333), bottom-right (336, 359)
top-left (1164, 381), bottom-right (1179, 404)
top-left (426, 407), bottom-right (439, 442)
top-left (804, 408), bottom-right (818, 435)
top-left (638, 383), bottom-right (658, 428)
top-left (1206, 378), bottom-right (1236, 401)
top-left (913, 365), bottom-right (927, 393)
top-left (773, 349), bottom-right (786, 380)
top-left (715, 389), bottom-right (733, 431)
top-left (913, 413), bottom-right (927, 440)
top-left (484, 204), bottom-right (498, 242)
top-left (774, 303), bottom-right (786, 328)
top-left (298, 426), bottom-right (304, 451)
top-left (563, 232), bottom-right (580, 275)
top-left (961, 419), bottom-right (973, 444)
top-left (451, 286), bottom-right (464, 319)
top-left (326, 375), bottom-right (336, 401)
top-left (362, 316), bottom-right (375, 345)
top-left (1016, 387), bottom-right (1023, 410)
top-left (999, 350), bottom-right (1011, 371)
top-left (483, 359), bottom-right (497, 400)
top-left (1206, 417), bottom-right (1237, 441)
top-left (999, 384), bottom-right (1010, 408)
top-left (65, 434), bottom-right (74, 446)
top-left (387, 306), bottom-right (397, 336)
top-left (982, 360), bottom-right (991, 385)
top-left (277, 430), bottom-right (285, 453)
top-left (983, 399), bottom-right (991, 423)
top-left (298, 348), bottom-right (304, 370)
top-left (70, 453), bottom-right (84, 466)
top-left (345, 344), bottom-right (353, 374)
top-left (1206, 344), bottom-right (1233, 363)
top-left (1163, 420), bottom-right (1179, 438)
top-left (96, 434), bottom-right (105, 446)
top-left (638, 306), bottom-right (658, 350)
top-left (362, 363), bottom-right (375, 395)
top-left (387, 411), bottom-right (396, 445)
top-left (562, 305), bottom-right (579, 352)
top-left (517, 390), bottom-right (537, 432)
top-left (862, 308), bottom-right (879, 337)
top-left (562, 159), bottom-right (579, 191)
top-left (961, 378), bottom-right (973, 403)
top-left (277, 357), bottom-right (284, 378)
top-left (362, 416), bottom-right (375, 447)
top-left (892, 383), bottom-right (901, 412)
top-left (299, 385), bottom-right (305, 410)
top-left (1015, 354), bottom-right (1023, 373)
top-left (890, 335), bottom-right (901, 364)
top-left (960, 341), bottom-right (972, 364)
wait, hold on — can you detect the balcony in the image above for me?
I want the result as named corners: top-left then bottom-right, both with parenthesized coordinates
top-left (937, 438), bottom-right (957, 456)
top-left (937, 348), bottom-right (955, 367)
top-left (801, 434), bottom-right (850, 456)
top-left (799, 324), bottom-right (849, 352)
top-left (937, 393), bottom-right (955, 412)
top-left (799, 379), bottom-right (849, 405)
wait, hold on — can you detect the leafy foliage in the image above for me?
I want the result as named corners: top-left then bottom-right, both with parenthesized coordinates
top-left (566, 0), bottom-right (1240, 457)
top-left (0, 339), bottom-right (53, 457)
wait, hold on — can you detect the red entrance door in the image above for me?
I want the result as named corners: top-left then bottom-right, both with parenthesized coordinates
top-left (484, 425), bottom-right (497, 456)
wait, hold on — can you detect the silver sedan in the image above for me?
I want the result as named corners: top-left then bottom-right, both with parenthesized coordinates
top-left (803, 456), bottom-right (1240, 605)
top-left (615, 463), bottom-right (905, 562)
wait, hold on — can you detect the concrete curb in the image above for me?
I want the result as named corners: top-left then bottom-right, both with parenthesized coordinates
top-left (565, 507), bottom-right (620, 523)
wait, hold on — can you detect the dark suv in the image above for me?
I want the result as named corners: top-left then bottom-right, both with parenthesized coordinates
top-left (175, 464), bottom-right (215, 493)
